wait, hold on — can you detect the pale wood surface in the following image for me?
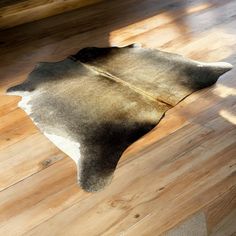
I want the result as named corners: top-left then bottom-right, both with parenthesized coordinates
top-left (0, 0), bottom-right (235, 235)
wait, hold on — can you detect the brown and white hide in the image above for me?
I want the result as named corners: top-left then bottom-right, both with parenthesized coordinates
top-left (6, 45), bottom-right (233, 192)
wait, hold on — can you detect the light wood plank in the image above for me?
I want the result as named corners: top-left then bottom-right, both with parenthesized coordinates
top-left (162, 212), bottom-right (208, 236)
top-left (205, 185), bottom-right (236, 235)
top-left (0, 133), bottom-right (66, 191)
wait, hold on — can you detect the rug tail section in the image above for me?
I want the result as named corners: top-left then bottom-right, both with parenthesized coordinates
top-left (190, 61), bottom-right (233, 89)
top-left (6, 84), bottom-right (26, 96)
top-left (6, 81), bottom-right (34, 96)
top-left (78, 157), bottom-right (116, 192)
top-left (198, 61), bottom-right (233, 76)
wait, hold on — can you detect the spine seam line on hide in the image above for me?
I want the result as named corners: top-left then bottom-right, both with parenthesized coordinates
top-left (83, 63), bottom-right (173, 107)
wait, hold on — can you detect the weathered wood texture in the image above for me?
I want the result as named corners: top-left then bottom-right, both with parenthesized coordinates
top-left (0, 0), bottom-right (235, 235)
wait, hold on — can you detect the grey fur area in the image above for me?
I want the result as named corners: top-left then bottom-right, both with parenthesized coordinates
top-left (6, 45), bottom-right (233, 192)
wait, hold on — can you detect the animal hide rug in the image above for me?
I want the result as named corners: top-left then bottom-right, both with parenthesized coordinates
top-left (7, 45), bottom-right (233, 191)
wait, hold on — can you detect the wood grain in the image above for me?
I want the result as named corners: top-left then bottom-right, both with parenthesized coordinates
top-left (0, 0), bottom-right (103, 29)
top-left (162, 212), bottom-right (208, 236)
top-left (0, 0), bottom-right (235, 235)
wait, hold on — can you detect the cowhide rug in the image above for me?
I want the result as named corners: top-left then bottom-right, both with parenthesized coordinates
top-left (7, 45), bottom-right (233, 192)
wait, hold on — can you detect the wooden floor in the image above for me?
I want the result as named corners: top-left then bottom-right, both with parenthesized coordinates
top-left (0, 0), bottom-right (102, 29)
top-left (0, 0), bottom-right (236, 235)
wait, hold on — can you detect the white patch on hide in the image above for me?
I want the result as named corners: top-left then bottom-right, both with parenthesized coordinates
top-left (197, 61), bottom-right (233, 70)
top-left (18, 92), bottom-right (34, 115)
top-left (8, 90), bottom-right (40, 116)
top-left (44, 132), bottom-right (81, 165)
top-left (131, 43), bottom-right (142, 48)
top-left (9, 90), bottom-right (81, 165)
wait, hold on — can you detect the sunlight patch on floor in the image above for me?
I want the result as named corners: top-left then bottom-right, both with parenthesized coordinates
top-left (109, 2), bottom-right (212, 47)
top-left (213, 84), bottom-right (236, 98)
top-left (186, 3), bottom-right (211, 14)
top-left (219, 110), bottom-right (236, 125)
